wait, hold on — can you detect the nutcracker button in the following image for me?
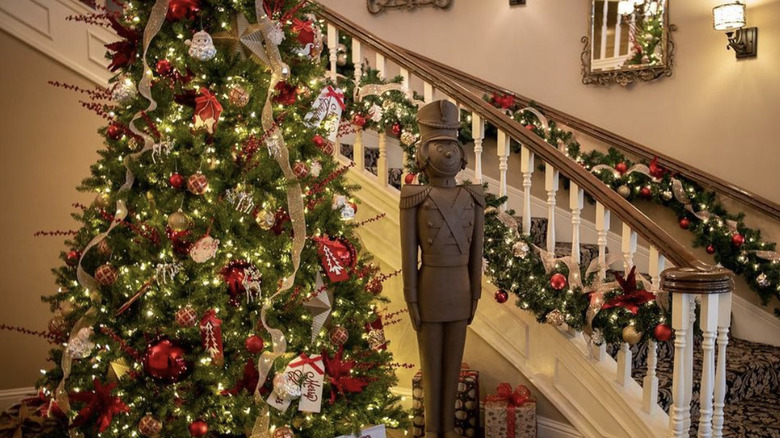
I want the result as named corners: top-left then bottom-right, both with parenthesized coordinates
top-left (427, 238), bottom-right (433, 244)
top-left (454, 400), bottom-right (463, 409)
top-left (427, 221), bottom-right (434, 227)
top-left (458, 382), bottom-right (466, 392)
top-left (413, 388), bottom-right (422, 397)
top-left (465, 428), bottom-right (476, 437)
top-left (468, 220), bottom-right (473, 226)
top-left (465, 401), bottom-right (475, 410)
top-left (470, 202), bottom-right (474, 207)
top-left (468, 389), bottom-right (476, 397)
top-left (455, 411), bottom-right (467, 420)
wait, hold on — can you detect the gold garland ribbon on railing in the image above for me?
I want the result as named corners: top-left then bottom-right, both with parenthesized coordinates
top-left (55, 0), bottom-right (170, 423)
top-left (357, 83), bottom-right (425, 107)
top-left (250, 4), bottom-right (307, 437)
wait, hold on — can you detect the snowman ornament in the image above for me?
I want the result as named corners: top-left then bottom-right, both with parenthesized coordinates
top-left (186, 30), bottom-right (217, 61)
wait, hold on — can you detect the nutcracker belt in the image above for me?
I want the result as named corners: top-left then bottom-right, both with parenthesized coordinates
top-left (422, 254), bottom-right (469, 267)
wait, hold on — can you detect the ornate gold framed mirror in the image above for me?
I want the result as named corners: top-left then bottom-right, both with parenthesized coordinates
top-left (581, 0), bottom-right (675, 86)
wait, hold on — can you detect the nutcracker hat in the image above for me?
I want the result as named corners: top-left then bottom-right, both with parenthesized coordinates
top-left (417, 100), bottom-right (461, 145)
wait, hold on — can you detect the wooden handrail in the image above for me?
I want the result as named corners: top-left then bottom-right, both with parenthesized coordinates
top-left (316, 4), bottom-right (705, 270)
top-left (395, 47), bottom-right (780, 221)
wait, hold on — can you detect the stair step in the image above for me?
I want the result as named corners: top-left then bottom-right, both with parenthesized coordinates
top-left (513, 216), bottom-right (603, 267)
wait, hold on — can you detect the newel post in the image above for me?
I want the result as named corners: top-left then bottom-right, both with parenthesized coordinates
top-left (661, 265), bottom-right (734, 438)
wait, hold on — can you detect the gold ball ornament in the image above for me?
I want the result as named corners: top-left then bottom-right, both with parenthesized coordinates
top-left (93, 193), bottom-right (111, 209)
top-left (622, 324), bottom-right (643, 345)
top-left (138, 413), bottom-right (163, 436)
top-left (617, 185), bottom-right (631, 198)
top-left (255, 209), bottom-right (275, 230)
top-left (167, 211), bottom-right (189, 231)
top-left (545, 309), bottom-right (565, 327)
top-left (228, 85), bottom-right (250, 107)
top-left (273, 426), bottom-right (294, 438)
top-left (59, 300), bottom-right (76, 317)
top-left (401, 131), bottom-right (416, 146)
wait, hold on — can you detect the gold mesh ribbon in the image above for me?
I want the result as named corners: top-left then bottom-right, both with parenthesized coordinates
top-left (250, 5), bottom-right (307, 437)
top-left (55, 0), bottom-right (170, 417)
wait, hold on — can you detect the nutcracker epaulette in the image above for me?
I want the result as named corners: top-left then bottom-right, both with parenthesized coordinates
top-left (462, 185), bottom-right (486, 208)
top-left (400, 185), bottom-right (432, 209)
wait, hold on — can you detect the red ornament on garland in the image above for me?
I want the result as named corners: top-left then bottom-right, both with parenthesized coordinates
top-left (188, 420), bottom-right (208, 437)
top-left (167, 0), bottom-right (200, 21)
top-left (312, 135), bottom-right (325, 147)
top-left (366, 279), bottom-right (383, 295)
top-left (654, 323), bottom-right (673, 342)
top-left (169, 172), bottom-right (185, 189)
top-left (107, 123), bottom-right (122, 140)
top-left (731, 233), bottom-right (745, 248)
top-left (95, 263), bottom-right (118, 286)
top-left (143, 337), bottom-right (190, 383)
top-left (187, 172), bottom-right (209, 195)
top-left (494, 289), bottom-right (509, 304)
top-left (404, 173), bottom-right (417, 185)
top-left (639, 187), bottom-right (652, 199)
top-left (66, 250), bottom-right (81, 267)
top-left (245, 335), bottom-right (264, 354)
top-left (293, 162), bottom-right (310, 179)
top-left (156, 59), bottom-right (172, 76)
top-left (615, 162), bottom-right (628, 175)
top-left (352, 113), bottom-right (367, 127)
top-left (549, 273), bottom-right (567, 291)
top-left (138, 413), bottom-right (163, 436)
top-left (706, 244), bottom-right (716, 255)
top-left (678, 217), bottom-right (691, 230)
top-left (391, 123), bottom-right (402, 136)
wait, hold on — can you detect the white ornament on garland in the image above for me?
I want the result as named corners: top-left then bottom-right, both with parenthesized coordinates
top-left (66, 327), bottom-right (95, 359)
top-left (156, 261), bottom-right (183, 284)
top-left (757, 273), bottom-right (770, 287)
top-left (368, 103), bottom-right (383, 122)
top-left (111, 76), bottom-right (137, 104)
top-left (186, 30), bottom-right (217, 61)
top-left (225, 187), bottom-right (255, 214)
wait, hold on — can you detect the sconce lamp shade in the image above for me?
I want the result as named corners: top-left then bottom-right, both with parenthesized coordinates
top-left (713, 2), bottom-right (746, 31)
top-left (617, 1), bottom-right (635, 16)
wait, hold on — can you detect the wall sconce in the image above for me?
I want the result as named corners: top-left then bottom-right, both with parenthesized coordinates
top-left (713, 1), bottom-right (758, 58)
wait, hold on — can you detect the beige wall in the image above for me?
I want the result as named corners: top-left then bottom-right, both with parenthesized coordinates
top-left (319, 0), bottom-right (780, 205)
top-left (0, 30), bottom-right (101, 390)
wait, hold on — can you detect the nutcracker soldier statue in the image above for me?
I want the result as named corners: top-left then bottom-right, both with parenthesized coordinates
top-left (400, 100), bottom-right (484, 438)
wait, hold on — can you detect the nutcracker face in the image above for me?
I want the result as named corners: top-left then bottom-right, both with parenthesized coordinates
top-left (425, 140), bottom-right (464, 178)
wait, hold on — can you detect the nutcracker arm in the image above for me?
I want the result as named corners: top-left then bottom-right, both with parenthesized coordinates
top-left (468, 204), bottom-right (485, 302)
top-left (399, 206), bottom-right (420, 304)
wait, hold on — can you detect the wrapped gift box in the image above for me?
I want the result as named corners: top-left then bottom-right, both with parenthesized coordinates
top-left (412, 364), bottom-right (479, 438)
top-left (484, 384), bottom-right (536, 438)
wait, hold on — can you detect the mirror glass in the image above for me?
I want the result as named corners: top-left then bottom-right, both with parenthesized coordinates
top-left (583, 0), bottom-right (673, 86)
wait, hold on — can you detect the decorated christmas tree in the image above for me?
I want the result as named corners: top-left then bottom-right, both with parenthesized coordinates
top-left (34, 0), bottom-right (406, 436)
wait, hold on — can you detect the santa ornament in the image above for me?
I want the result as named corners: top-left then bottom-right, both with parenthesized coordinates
top-left (186, 30), bottom-right (217, 61)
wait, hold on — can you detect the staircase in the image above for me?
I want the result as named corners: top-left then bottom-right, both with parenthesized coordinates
top-left (2, 1), bottom-right (779, 437)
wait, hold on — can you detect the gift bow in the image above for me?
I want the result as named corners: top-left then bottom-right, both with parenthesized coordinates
top-left (289, 353), bottom-right (324, 375)
top-left (291, 18), bottom-right (313, 34)
top-left (486, 383), bottom-right (534, 438)
top-left (0, 405), bottom-right (43, 438)
top-left (325, 86), bottom-right (346, 110)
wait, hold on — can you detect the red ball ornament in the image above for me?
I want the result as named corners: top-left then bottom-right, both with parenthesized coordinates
top-left (329, 326), bottom-right (349, 346)
top-left (731, 233), bottom-right (745, 248)
top-left (187, 173), bottom-right (209, 195)
top-left (678, 217), bottom-right (691, 230)
top-left (549, 273), bottom-right (567, 291)
top-left (188, 420), bottom-right (208, 437)
top-left (352, 113), bottom-right (367, 127)
top-left (615, 162), bottom-right (628, 175)
top-left (143, 337), bottom-right (190, 383)
top-left (107, 123), bottom-right (122, 140)
top-left (138, 413), bottom-right (163, 436)
top-left (167, 0), bottom-right (200, 21)
top-left (245, 335), bottom-right (264, 354)
top-left (525, 124), bottom-right (535, 131)
top-left (404, 173), bottom-right (417, 185)
top-left (156, 59), bottom-right (172, 76)
top-left (175, 306), bottom-right (198, 327)
top-left (169, 173), bottom-right (185, 189)
top-left (366, 279), bottom-right (383, 295)
top-left (494, 289), bottom-right (509, 304)
top-left (95, 263), bottom-right (118, 286)
top-left (653, 323), bottom-right (673, 342)
top-left (706, 244), bottom-right (716, 255)
top-left (312, 135), bottom-right (325, 147)
top-left (65, 250), bottom-right (81, 267)
top-left (293, 162), bottom-right (310, 179)
top-left (639, 187), bottom-right (652, 199)
top-left (391, 123), bottom-right (402, 136)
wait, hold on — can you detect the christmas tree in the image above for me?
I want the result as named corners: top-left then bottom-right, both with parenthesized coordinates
top-left (36, 0), bottom-right (406, 436)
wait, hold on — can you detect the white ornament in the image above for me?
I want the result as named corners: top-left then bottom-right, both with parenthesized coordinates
top-left (369, 103), bottom-right (383, 122)
top-left (242, 266), bottom-right (262, 302)
top-left (190, 235), bottom-right (220, 263)
top-left (757, 273), bottom-right (770, 287)
top-left (155, 262), bottom-right (183, 284)
top-left (225, 188), bottom-right (255, 214)
top-left (151, 141), bottom-right (173, 163)
top-left (273, 373), bottom-right (302, 400)
top-left (367, 328), bottom-right (387, 351)
top-left (66, 327), bottom-right (95, 359)
top-left (111, 76), bottom-right (137, 104)
top-left (513, 241), bottom-right (530, 259)
top-left (267, 20), bottom-right (286, 46)
top-left (310, 160), bottom-right (322, 178)
top-left (185, 30), bottom-right (217, 61)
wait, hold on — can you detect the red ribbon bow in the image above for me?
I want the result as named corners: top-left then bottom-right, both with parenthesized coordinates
top-left (486, 383), bottom-right (534, 438)
top-left (291, 18), bottom-right (313, 34)
top-left (290, 353), bottom-right (325, 375)
top-left (69, 379), bottom-right (129, 433)
top-left (325, 86), bottom-right (346, 111)
top-left (601, 266), bottom-right (656, 315)
top-left (322, 347), bottom-right (368, 404)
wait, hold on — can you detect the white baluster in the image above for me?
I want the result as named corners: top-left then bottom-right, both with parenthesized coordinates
top-left (698, 293), bottom-right (720, 438)
top-left (520, 146), bottom-right (534, 236)
top-left (472, 113), bottom-right (485, 184)
top-left (644, 247), bottom-right (665, 413)
top-left (595, 203), bottom-right (611, 280)
top-left (614, 13), bottom-right (623, 59)
top-left (497, 130), bottom-right (509, 211)
top-left (352, 39), bottom-right (362, 99)
top-left (569, 183), bottom-right (584, 264)
top-left (378, 130), bottom-right (388, 187)
top-left (400, 67), bottom-right (410, 98)
top-left (353, 127), bottom-right (365, 171)
top-left (621, 223), bottom-right (638, 272)
top-left (327, 24), bottom-right (338, 81)
top-left (423, 82), bottom-right (434, 103)
top-left (712, 292), bottom-right (732, 438)
top-left (600, 0), bottom-right (609, 60)
top-left (545, 163), bottom-right (559, 253)
top-left (616, 341), bottom-right (633, 386)
top-left (375, 52), bottom-right (385, 80)
top-left (684, 295), bottom-right (696, 432)
top-left (669, 292), bottom-right (693, 438)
